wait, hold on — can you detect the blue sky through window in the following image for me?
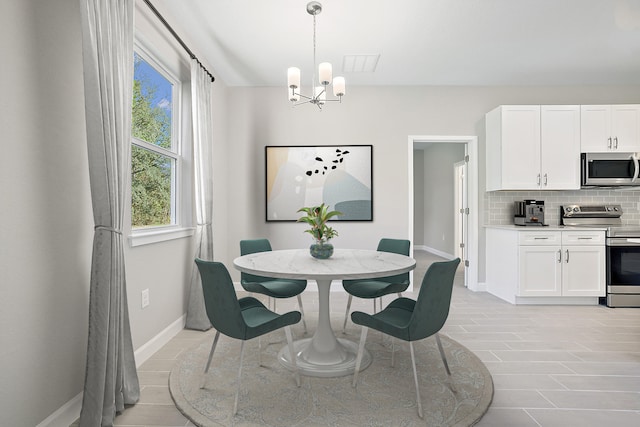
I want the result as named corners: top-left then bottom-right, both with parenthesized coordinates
top-left (134, 53), bottom-right (172, 119)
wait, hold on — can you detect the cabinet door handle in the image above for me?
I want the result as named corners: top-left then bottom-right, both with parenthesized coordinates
top-left (577, 237), bottom-right (593, 240)
top-left (557, 249), bottom-right (562, 263)
top-left (537, 173), bottom-right (541, 186)
top-left (565, 249), bottom-right (570, 263)
top-left (614, 137), bottom-right (618, 149)
top-left (534, 237), bottom-right (549, 240)
top-left (543, 173), bottom-right (548, 186)
top-left (608, 137), bottom-right (612, 149)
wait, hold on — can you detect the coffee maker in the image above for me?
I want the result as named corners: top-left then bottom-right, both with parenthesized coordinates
top-left (514, 200), bottom-right (546, 226)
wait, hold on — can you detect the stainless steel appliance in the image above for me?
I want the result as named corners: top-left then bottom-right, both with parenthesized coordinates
top-left (560, 203), bottom-right (640, 307)
top-left (581, 152), bottom-right (639, 187)
top-left (514, 200), bottom-right (546, 226)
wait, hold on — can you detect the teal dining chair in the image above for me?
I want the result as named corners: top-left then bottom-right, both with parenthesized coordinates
top-left (195, 259), bottom-right (302, 415)
top-left (342, 238), bottom-right (411, 332)
top-left (240, 239), bottom-right (308, 333)
top-left (351, 258), bottom-right (461, 419)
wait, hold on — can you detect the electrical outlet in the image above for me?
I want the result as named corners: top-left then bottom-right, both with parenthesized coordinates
top-left (141, 289), bottom-right (150, 308)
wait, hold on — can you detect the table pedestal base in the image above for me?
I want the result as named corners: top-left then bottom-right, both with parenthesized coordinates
top-left (278, 338), bottom-right (372, 378)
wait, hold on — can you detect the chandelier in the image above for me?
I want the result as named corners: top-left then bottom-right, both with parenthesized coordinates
top-left (287, 1), bottom-right (345, 109)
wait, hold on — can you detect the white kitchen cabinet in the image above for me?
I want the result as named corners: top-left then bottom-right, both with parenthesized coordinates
top-left (487, 227), bottom-right (605, 304)
top-left (581, 105), bottom-right (640, 152)
top-left (486, 105), bottom-right (580, 190)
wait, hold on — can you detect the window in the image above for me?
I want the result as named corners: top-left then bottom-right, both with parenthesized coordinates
top-left (132, 52), bottom-right (177, 228)
top-left (129, 46), bottom-right (193, 246)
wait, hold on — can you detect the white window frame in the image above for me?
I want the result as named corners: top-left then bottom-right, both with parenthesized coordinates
top-left (129, 40), bottom-right (194, 247)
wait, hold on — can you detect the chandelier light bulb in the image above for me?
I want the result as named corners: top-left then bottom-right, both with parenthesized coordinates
top-left (319, 62), bottom-right (332, 86)
top-left (333, 76), bottom-right (345, 97)
top-left (287, 67), bottom-right (301, 89)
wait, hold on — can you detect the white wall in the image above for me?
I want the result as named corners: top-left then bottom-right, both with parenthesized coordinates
top-left (220, 85), bottom-right (640, 283)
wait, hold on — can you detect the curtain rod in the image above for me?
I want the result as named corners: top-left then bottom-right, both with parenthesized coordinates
top-left (142, 0), bottom-right (215, 82)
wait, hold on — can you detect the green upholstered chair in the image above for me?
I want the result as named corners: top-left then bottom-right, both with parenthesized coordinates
top-left (240, 239), bottom-right (308, 333)
top-left (341, 238), bottom-right (411, 332)
top-left (195, 259), bottom-right (301, 415)
top-left (351, 258), bottom-right (461, 419)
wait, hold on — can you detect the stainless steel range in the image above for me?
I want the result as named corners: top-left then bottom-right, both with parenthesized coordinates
top-left (560, 204), bottom-right (640, 307)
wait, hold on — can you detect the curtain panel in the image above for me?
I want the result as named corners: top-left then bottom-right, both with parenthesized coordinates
top-left (185, 60), bottom-right (215, 330)
top-left (78, 0), bottom-right (140, 425)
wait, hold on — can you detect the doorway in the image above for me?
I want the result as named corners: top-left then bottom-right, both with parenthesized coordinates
top-left (454, 160), bottom-right (467, 264)
top-left (407, 135), bottom-right (478, 291)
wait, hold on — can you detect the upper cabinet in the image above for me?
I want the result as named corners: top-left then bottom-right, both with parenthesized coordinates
top-left (581, 105), bottom-right (640, 152)
top-left (486, 105), bottom-right (580, 191)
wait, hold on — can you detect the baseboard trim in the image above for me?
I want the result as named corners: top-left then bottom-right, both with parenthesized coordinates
top-left (37, 315), bottom-right (186, 427)
top-left (134, 314), bottom-right (186, 367)
top-left (36, 392), bottom-right (82, 427)
top-left (414, 246), bottom-right (456, 260)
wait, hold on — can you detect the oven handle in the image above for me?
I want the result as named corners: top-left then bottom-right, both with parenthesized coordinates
top-left (607, 237), bottom-right (640, 246)
top-left (632, 153), bottom-right (639, 183)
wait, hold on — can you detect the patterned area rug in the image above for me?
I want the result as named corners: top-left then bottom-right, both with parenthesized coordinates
top-left (169, 325), bottom-right (493, 427)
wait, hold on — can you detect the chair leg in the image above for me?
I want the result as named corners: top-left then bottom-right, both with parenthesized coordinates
top-left (435, 333), bottom-right (451, 376)
top-left (233, 340), bottom-right (246, 415)
top-left (284, 326), bottom-right (300, 387)
top-left (390, 337), bottom-right (395, 367)
top-left (258, 336), bottom-right (262, 367)
top-left (200, 331), bottom-right (221, 389)
top-left (342, 295), bottom-right (353, 333)
top-left (352, 327), bottom-right (369, 387)
top-left (297, 295), bottom-right (308, 334)
top-left (373, 298), bottom-right (377, 313)
top-left (409, 342), bottom-right (424, 419)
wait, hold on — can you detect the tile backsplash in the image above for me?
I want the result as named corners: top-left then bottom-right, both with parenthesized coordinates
top-left (485, 189), bottom-right (640, 226)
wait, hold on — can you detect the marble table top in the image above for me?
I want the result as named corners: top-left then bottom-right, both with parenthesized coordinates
top-left (233, 249), bottom-right (416, 281)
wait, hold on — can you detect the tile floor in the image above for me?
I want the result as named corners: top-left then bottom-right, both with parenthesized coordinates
top-left (109, 251), bottom-right (640, 426)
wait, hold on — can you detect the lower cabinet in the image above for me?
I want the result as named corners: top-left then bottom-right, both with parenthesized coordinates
top-left (487, 228), bottom-right (605, 304)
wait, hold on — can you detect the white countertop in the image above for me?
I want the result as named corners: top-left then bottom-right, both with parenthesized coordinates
top-left (484, 224), bottom-right (608, 231)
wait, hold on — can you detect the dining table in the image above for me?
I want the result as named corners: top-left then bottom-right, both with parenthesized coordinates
top-left (233, 248), bottom-right (416, 377)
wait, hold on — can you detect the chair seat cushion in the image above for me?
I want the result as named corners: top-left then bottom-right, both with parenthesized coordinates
top-left (351, 297), bottom-right (416, 341)
top-left (241, 279), bottom-right (306, 298)
top-left (342, 279), bottom-right (409, 299)
top-left (239, 297), bottom-right (301, 340)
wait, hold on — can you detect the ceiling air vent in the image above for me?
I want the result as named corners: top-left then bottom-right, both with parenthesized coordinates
top-left (342, 54), bottom-right (380, 73)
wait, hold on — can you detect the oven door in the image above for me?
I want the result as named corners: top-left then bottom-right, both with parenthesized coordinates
top-left (606, 238), bottom-right (640, 307)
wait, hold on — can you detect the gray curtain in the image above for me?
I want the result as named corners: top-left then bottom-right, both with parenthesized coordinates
top-left (185, 60), bottom-right (215, 330)
top-left (78, 0), bottom-right (140, 425)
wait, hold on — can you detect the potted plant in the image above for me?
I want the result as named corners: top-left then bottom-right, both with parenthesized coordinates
top-left (297, 203), bottom-right (342, 259)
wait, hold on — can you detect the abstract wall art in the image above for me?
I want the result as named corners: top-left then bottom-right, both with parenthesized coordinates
top-left (265, 145), bottom-right (373, 221)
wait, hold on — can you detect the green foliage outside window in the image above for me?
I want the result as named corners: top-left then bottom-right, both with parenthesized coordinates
top-left (131, 55), bottom-right (174, 228)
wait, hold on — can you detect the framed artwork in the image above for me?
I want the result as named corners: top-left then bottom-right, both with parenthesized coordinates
top-left (265, 145), bottom-right (373, 221)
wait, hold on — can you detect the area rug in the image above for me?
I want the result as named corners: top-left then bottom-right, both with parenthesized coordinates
top-left (169, 324), bottom-right (493, 427)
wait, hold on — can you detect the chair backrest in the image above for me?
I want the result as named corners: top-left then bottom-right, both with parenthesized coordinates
top-left (239, 239), bottom-right (274, 284)
top-left (408, 258), bottom-right (460, 341)
top-left (376, 238), bottom-right (411, 285)
top-left (195, 259), bottom-right (247, 340)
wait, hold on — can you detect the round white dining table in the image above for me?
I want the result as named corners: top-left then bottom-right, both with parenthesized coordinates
top-left (233, 248), bottom-right (416, 377)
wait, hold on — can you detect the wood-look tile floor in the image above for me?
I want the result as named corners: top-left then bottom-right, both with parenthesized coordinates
top-left (110, 251), bottom-right (640, 426)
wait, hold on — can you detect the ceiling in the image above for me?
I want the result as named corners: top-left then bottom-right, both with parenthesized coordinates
top-left (154, 0), bottom-right (640, 87)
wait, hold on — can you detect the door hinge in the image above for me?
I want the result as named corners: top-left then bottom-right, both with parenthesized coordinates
top-left (459, 242), bottom-right (465, 248)
top-left (464, 259), bottom-right (470, 267)
top-left (464, 154), bottom-right (469, 163)
top-left (465, 207), bottom-right (470, 215)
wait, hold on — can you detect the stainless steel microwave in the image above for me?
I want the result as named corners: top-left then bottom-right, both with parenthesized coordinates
top-left (581, 152), bottom-right (639, 187)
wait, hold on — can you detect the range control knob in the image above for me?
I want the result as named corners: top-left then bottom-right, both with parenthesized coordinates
top-left (565, 207), bottom-right (572, 212)
top-left (573, 207), bottom-right (579, 212)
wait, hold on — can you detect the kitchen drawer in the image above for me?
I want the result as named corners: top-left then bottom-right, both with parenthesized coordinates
top-left (518, 231), bottom-right (561, 245)
top-left (561, 231), bottom-right (605, 245)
